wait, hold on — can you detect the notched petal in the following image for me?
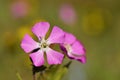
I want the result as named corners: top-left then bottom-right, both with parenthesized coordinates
top-left (47, 26), bottom-right (65, 44)
top-left (46, 48), bottom-right (64, 65)
top-left (30, 50), bottom-right (44, 67)
top-left (32, 22), bottom-right (50, 38)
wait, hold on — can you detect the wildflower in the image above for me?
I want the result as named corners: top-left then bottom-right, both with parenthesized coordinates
top-left (60, 32), bottom-right (86, 63)
top-left (21, 22), bottom-right (64, 67)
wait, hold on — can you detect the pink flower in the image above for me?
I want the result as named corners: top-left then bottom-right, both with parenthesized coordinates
top-left (61, 32), bottom-right (86, 63)
top-left (10, 1), bottom-right (29, 18)
top-left (59, 4), bottom-right (77, 26)
top-left (21, 22), bottom-right (64, 67)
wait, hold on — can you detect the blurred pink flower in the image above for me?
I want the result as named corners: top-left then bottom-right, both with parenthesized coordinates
top-left (10, 1), bottom-right (29, 18)
top-left (21, 22), bottom-right (64, 67)
top-left (59, 4), bottom-right (77, 26)
top-left (60, 32), bottom-right (86, 63)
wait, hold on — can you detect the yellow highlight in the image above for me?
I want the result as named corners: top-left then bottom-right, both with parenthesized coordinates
top-left (82, 9), bottom-right (105, 36)
top-left (17, 26), bottom-right (32, 40)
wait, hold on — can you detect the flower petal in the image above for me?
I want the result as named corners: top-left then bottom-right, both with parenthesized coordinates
top-left (67, 52), bottom-right (86, 64)
top-left (66, 40), bottom-right (86, 63)
top-left (64, 32), bottom-right (76, 44)
top-left (77, 56), bottom-right (86, 64)
top-left (71, 40), bottom-right (86, 55)
top-left (60, 44), bottom-right (67, 53)
top-left (30, 50), bottom-right (44, 67)
top-left (32, 22), bottom-right (50, 38)
top-left (46, 48), bottom-right (64, 65)
top-left (20, 34), bottom-right (39, 53)
top-left (47, 26), bottom-right (64, 44)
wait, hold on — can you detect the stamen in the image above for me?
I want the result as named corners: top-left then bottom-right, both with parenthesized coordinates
top-left (41, 42), bottom-right (47, 48)
top-left (38, 37), bottom-right (49, 52)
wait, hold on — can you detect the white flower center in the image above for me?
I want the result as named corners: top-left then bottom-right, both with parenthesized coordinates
top-left (39, 37), bottom-right (49, 52)
top-left (64, 44), bottom-right (83, 58)
top-left (64, 44), bottom-right (72, 53)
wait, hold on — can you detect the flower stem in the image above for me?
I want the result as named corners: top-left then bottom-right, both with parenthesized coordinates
top-left (40, 72), bottom-right (44, 80)
top-left (33, 74), bottom-right (36, 80)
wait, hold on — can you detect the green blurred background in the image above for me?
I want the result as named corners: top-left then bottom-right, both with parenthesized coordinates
top-left (0, 0), bottom-right (120, 80)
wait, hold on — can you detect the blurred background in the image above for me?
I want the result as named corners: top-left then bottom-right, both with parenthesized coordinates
top-left (0, 0), bottom-right (120, 80)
